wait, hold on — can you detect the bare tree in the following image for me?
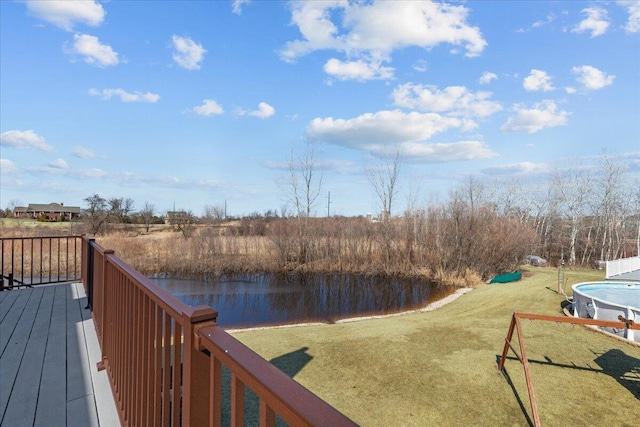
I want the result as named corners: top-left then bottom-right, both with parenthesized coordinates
top-left (367, 149), bottom-right (401, 220)
top-left (278, 140), bottom-right (324, 264)
top-left (83, 194), bottom-right (109, 234)
top-left (594, 153), bottom-right (625, 260)
top-left (550, 165), bottom-right (591, 265)
top-left (203, 204), bottom-right (226, 224)
top-left (284, 140), bottom-right (323, 217)
top-left (168, 210), bottom-right (197, 237)
top-left (140, 202), bottom-right (155, 233)
top-left (632, 179), bottom-right (640, 257)
top-left (4, 199), bottom-right (22, 218)
top-left (109, 197), bottom-right (135, 224)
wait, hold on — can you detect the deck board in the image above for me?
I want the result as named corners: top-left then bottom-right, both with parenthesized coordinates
top-left (0, 284), bottom-right (119, 427)
top-left (0, 288), bottom-right (43, 419)
top-left (34, 285), bottom-right (67, 427)
top-left (1, 287), bottom-right (53, 426)
top-left (0, 286), bottom-right (17, 308)
top-left (0, 289), bottom-right (31, 354)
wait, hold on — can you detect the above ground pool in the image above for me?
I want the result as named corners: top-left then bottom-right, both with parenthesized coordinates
top-left (572, 281), bottom-right (640, 343)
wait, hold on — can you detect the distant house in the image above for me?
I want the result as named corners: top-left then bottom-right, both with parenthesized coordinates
top-left (13, 203), bottom-right (81, 221)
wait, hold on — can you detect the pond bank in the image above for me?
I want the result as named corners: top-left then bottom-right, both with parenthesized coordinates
top-left (225, 287), bottom-right (473, 333)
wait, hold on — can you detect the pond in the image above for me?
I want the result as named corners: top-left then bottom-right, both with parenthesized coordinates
top-left (152, 273), bottom-right (456, 328)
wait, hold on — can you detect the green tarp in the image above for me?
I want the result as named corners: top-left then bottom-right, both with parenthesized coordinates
top-left (489, 271), bottom-right (522, 284)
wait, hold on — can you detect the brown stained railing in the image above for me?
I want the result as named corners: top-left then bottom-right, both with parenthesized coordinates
top-left (1, 236), bottom-right (83, 289)
top-left (197, 325), bottom-right (358, 427)
top-left (83, 237), bottom-right (356, 427)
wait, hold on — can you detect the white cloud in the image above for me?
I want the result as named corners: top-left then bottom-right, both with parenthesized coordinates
top-left (249, 102), bottom-right (275, 119)
top-left (532, 13), bottom-right (556, 29)
top-left (80, 168), bottom-right (108, 179)
top-left (573, 7), bottom-right (610, 37)
top-left (324, 58), bottom-right (394, 81)
top-left (618, 1), bottom-right (640, 33)
top-left (72, 146), bottom-right (97, 158)
top-left (235, 102), bottom-right (276, 118)
top-left (306, 110), bottom-right (464, 149)
top-left (479, 71), bottom-right (497, 85)
top-left (306, 110), bottom-right (497, 162)
top-left (280, 1), bottom-right (486, 79)
top-left (49, 158), bottom-right (68, 169)
top-left (192, 99), bottom-right (224, 116)
top-left (398, 140), bottom-right (497, 162)
top-left (24, 0), bottom-right (104, 31)
top-left (501, 100), bottom-right (569, 134)
top-left (28, 165), bottom-right (108, 179)
top-left (572, 65), bottom-right (615, 90)
top-left (232, 0), bottom-right (251, 15)
top-left (482, 162), bottom-right (549, 176)
top-left (413, 60), bottom-right (428, 72)
top-left (88, 88), bottom-right (160, 103)
top-left (0, 159), bottom-right (18, 174)
top-left (392, 83), bottom-right (502, 118)
top-left (1, 130), bottom-right (53, 151)
top-left (264, 158), bottom-right (357, 175)
top-left (64, 34), bottom-right (118, 67)
top-left (171, 35), bottom-right (206, 70)
top-left (523, 69), bottom-right (555, 92)
top-left (565, 86), bottom-right (577, 94)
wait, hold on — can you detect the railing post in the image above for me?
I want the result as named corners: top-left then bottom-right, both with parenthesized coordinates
top-left (97, 249), bottom-right (114, 371)
top-left (85, 239), bottom-right (95, 310)
top-left (182, 306), bottom-right (218, 426)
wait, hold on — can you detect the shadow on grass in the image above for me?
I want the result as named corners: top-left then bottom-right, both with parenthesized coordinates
top-left (593, 349), bottom-right (640, 400)
top-left (221, 346), bottom-right (313, 426)
top-left (495, 355), bottom-right (535, 427)
top-left (497, 348), bottom-right (640, 425)
top-left (269, 346), bottom-right (313, 378)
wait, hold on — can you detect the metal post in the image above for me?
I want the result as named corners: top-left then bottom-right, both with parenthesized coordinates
top-left (85, 239), bottom-right (95, 310)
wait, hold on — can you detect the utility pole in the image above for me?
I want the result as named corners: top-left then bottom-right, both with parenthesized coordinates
top-left (327, 191), bottom-right (331, 217)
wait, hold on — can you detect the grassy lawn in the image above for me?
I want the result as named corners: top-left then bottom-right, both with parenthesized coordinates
top-left (232, 267), bottom-right (640, 426)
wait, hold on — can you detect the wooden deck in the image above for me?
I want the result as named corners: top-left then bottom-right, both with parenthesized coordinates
top-left (0, 283), bottom-right (119, 427)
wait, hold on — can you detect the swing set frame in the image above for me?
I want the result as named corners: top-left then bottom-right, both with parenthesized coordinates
top-left (498, 312), bottom-right (639, 427)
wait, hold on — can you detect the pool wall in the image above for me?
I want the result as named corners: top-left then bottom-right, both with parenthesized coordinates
top-left (572, 282), bottom-right (640, 343)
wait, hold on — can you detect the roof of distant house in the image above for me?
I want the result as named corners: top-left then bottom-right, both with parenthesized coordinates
top-left (16, 203), bottom-right (81, 214)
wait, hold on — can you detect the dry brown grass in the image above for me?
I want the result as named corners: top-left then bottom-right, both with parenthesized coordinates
top-left (4, 211), bottom-right (539, 284)
top-left (92, 213), bottom-right (536, 283)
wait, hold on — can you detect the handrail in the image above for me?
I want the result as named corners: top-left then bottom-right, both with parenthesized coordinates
top-left (198, 324), bottom-right (357, 427)
top-left (1, 236), bottom-right (83, 289)
top-left (83, 236), bottom-right (356, 426)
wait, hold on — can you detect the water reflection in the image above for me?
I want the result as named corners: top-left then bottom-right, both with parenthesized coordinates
top-left (152, 273), bottom-right (455, 328)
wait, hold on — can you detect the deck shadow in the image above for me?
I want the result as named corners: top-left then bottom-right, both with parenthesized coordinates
top-left (269, 346), bottom-right (313, 378)
top-left (220, 347), bottom-right (314, 426)
top-left (593, 348), bottom-right (640, 400)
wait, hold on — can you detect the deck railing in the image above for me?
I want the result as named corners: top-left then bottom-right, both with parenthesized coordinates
top-left (1, 236), bottom-right (83, 289)
top-left (83, 237), bottom-right (356, 427)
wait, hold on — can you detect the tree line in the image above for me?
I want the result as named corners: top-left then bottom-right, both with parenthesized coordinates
top-left (11, 147), bottom-right (634, 280)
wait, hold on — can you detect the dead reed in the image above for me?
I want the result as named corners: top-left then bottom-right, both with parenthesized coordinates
top-left (93, 212), bottom-right (536, 285)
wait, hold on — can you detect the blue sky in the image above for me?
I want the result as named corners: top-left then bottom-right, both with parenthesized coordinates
top-left (1, 1), bottom-right (639, 217)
